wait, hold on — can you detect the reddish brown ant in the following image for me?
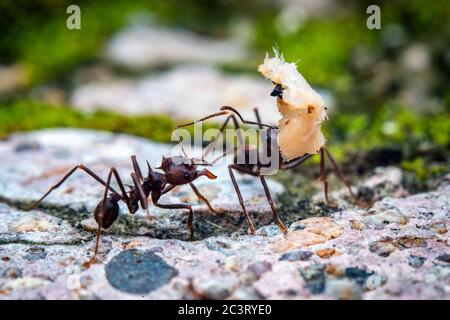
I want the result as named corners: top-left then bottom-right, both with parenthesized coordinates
top-left (26, 154), bottom-right (218, 264)
top-left (176, 105), bottom-right (370, 236)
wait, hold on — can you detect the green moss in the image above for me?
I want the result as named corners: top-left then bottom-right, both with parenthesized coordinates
top-left (401, 158), bottom-right (427, 180)
top-left (253, 15), bottom-right (377, 87)
top-left (401, 158), bottom-right (449, 182)
top-left (325, 106), bottom-right (450, 154)
top-left (0, 0), bottom-right (277, 84)
top-left (0, 100), bottom-right (223, 144)
top-left (0, 100), bottom-right (176, 143)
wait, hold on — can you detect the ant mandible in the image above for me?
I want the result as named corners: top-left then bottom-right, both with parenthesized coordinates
top-left (26, 154), bottom-right (218, 264)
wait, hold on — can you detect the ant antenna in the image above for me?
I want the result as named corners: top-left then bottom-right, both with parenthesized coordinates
top-left (175, 128), bottom-right (190, 158)
top-left (180, 143), bottom-right (188, 158)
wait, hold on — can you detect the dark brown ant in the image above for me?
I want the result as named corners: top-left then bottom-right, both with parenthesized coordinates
top-left (177, 102), bottom-right (370, 235)
top-left (26, 154), bottom-right (218, 264)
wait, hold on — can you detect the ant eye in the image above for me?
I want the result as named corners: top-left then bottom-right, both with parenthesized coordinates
top-left (183, 172), bottom-right (190, 180)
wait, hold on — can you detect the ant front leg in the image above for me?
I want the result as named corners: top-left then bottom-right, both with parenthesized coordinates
top-left (259, 175), bottom-right (288, 234)
top-left (189, 182), bottom-right (219, 213)
top-left (152, 192), bottom-right (195, 241)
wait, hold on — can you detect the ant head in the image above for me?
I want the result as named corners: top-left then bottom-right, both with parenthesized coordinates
top-left (160, 156), bottom-right (216, 185)
top-left (109, 193), bottom-right (122, 202)
top-left (270, 83), bottom-right (283, 98)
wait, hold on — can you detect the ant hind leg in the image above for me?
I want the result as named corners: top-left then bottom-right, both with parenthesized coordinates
top-left (259, 175), bottom-right (288, 234)
top-left (319, 148), bottom-right (338, 208)
top-left (323, 148), bottom-right (371, 208)
top-left (85, 169), bottom-right (114, 267)
top-left (228, 165), bottom-right (256, 235)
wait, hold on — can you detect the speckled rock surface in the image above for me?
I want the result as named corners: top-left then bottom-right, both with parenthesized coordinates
top-left (0, 129), bottom-right (449, 300)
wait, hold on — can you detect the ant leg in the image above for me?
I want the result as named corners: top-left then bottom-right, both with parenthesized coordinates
top-left (176, 111), bottom-right (232, 161)
top-left (176, 110), bottom-right (230, 130)
top-left (109, 167), bottom-right (133, 213)
top-left (259, 175), bottom-right (288, 234)
top-left (189, 182), bottom-right (219, 213)
top-left (279, 153), bottom-right (314, 170)
top-left (324, 148), bottom-right (370, 207)
top-left (88, 169), bottom-right (114, 265)
top-left (158, 203), bottom-right (193, 240)
top-left (161, 184), bottom-right (176, 195)
top-left (187, 209), bottom-right (193, 241)
top-left (153, 194), bottom-right (194, 240)
top-left (177, 107), bottom-right (275, 131)
top-left (228, 165), bottom-right (256, 235)
top-left (26, 164), bottom-right (118, 211)
top-left (319, 148), bottom-right (338, 208)
top-left (253, 108), bottom-right (263, 129)
top-left (131, 173), bottom-right (151, 219)
top-left (207, 117), bottom-right (245, 163)
top-left (211, 146), bottom-right (240, 164)
top-left (131, 155), bottom-right (144, 183)
top-left (202, 115), bottom-right (233, 159)
top-left (176, 110), bottom-right (255, 159)
top-left (220, 106), bottom-right (276, 129)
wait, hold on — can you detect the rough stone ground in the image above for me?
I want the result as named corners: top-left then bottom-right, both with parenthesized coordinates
top-left (0, 129), bottom-right (449, 300)
top-left (0, 129), bottom-right (283, 239)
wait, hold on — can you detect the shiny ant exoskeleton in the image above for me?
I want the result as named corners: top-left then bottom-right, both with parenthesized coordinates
top-left (26, 154), bottom-right (218, 264)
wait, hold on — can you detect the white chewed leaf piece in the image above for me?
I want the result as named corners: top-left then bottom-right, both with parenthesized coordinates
top-left (258, 50), bottom-right (327, 160)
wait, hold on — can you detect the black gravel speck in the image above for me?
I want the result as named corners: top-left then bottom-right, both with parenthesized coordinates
top-left (105, 249), bottom-right (178, 294)
top-left (408, 255), bottom-right (426, 268)
top-left (280, 250), bottom-right (313, 262)
top-left (436, 254), bottom-right (450, 263)
top-left (14, 141), bottom-right (41, 153)
top-left (421, 211), bottom-right (434, 219)
top-left (345, 267), bottom-right (374, 286)
top-left (299, 264), bottom-right (326, 294)
top-left (357, 186), bottom-right (375, 203)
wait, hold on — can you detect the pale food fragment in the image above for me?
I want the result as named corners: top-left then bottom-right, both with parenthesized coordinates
top-left (258, 51), bottom-right (327, 160)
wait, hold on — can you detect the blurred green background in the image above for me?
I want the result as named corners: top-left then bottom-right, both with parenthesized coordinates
top-left (0, 0), bottom-right (449, 187)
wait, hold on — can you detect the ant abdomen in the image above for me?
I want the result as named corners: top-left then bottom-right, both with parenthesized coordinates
top-left (94, 196), bottom-right (120, 229)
